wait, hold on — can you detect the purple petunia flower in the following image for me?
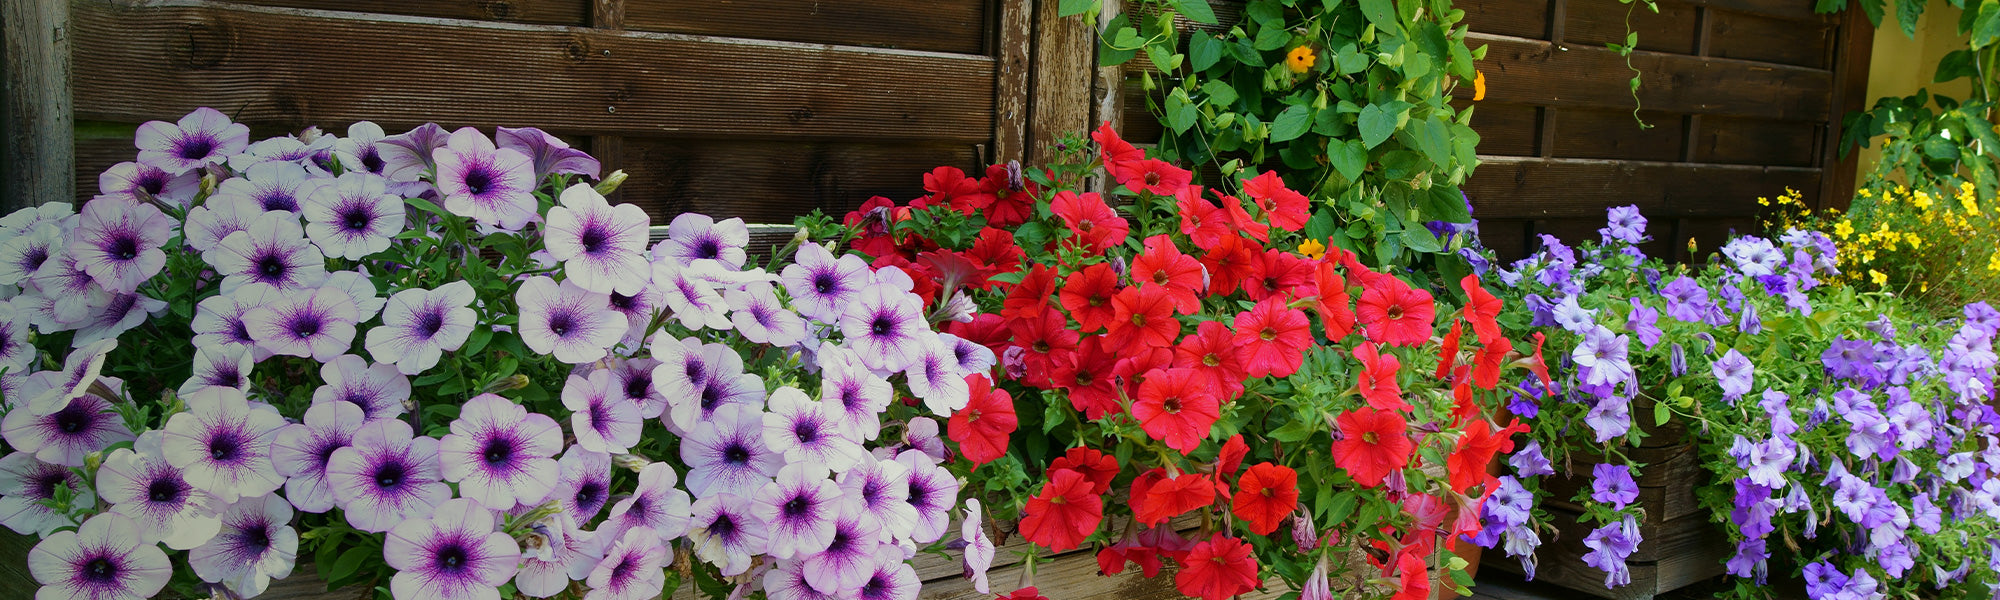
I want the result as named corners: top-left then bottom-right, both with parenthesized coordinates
top-left (896, 449), bottom-right (959, 544)
top-left (378, 122), bottom-right (450, 182)
top-left (208, 212), bottom-right (328, 293)
top-left (213, 162), bottom-right (315, 214)
top-left (818, 347), bottom-right (894, 442)
top-left (1590, 464), bottom-right (1639, 510)
top-left (1712, 349), bottom-right (1754, 401)
top-left (96, 431), bottom-right (218, 549)
top-left (563, 369), bottom-right (642, 455)
top-left (1509, 441), bottom-right (1555, 477)
top-left (961, 499), bottom-right (995, 593)
top-left (840, 285), bottom-right (927, 374)
top-left (801, 507), bottom-right (885, 594)
top-left (754, 463), bottom-right (843, 560)
top-left (71, 291), bottom-right (166, 349)
top-left (518, 276), bottom-right (629, 364)
top-left (1585, 396), bottom-right (1632, 443)
top-left (442, 394), bottom-right (562, 512)
top-left (652, 259), bottom-right (733, 331)
top-left (782, 243), bottom-right (871, 323)
top-left (683, 404), bottom-right (781, 499)
top-left (191, 282), bottom-right (279, 359)
top-left (188, 494), bottom-right (296, 598)
top-left (333, 121), bottom-right (392, 177)
top-left (1580, 515), bottom-right (1640, 588)
top-left (1725, 538), bottom-right (1768, 583)
top-left (0, 221), bottom-right (69, 287)
top-left (1599, 205), bottom-right (1648, 244)
top-left (658, 214), bottom-right (750, 269)
top-left (270, 402), bottom-right (365, 514)
top-left (1625, 299), bottom-right (1661, 350)
top-left (366, 281), bottom-right (478, 376)
top-left (497, 126), bottom-right (601, 181)
top-left (27, 513), bottom-right (171, 600)
top-left (98, 161), bottom-right (198, 207)
top-left (383, 498), bottom-right (521, 600)
top-left (546, 183), bottom-right (650, 295)
top-left (68, 197), bottom-right (172, 294)
top-left (726, 281), bottom-right (808, 347)
top-left (688, 493), bottom-right (769, 576)
top-left (1571, 325), bottom-right (1633, 389)
top-left (160, 389), bottom-right (283, 504)
top-left (551, 447), bottom-right (614, 524)
top-left (435, 127), bottom-right (538, 232)
top-left (601, 463), bottom-right (693, 546)
top-left (585, 526), bottom-right (666, 600)
top-left (243, 285), bottom-right (358, 361)
top-left (135, 107), bottom-right (248, 174)
top-left (300, 171), bottom-right (405, 260)
top-left (311, 354), bottom-right (412, 421)
top-left (4, 393), bottom-right (134, 467)
top-left (856, 549), bottom-right (919, 600)
top-left (1551, 295), bottom-right (1598, 334)
top-left (178, 344), bottom-right (254, 398)
top-left (605, 357), bottom-right (667, 420)
top-left (838, 456), bottom-right (917, 542)
top-left (326, 418), bottom-right (449, 533)
top-left (765, 387), bottom-right (865, 473)
top-left (23, 337), bottom-right (115, 417)
top-left (512, 515), bottom-right (595, 598)
top-left (0, 452), bottom-right (93, 537)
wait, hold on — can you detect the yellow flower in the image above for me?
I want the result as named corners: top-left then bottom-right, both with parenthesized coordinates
top-left (1473, 70), bottom-right (1487, 101)
top-left (1286, 46), bottom-right (1317, 74)
top-left (1834, 220), bottom-right (1854, 239)
top-left (1297, 238), bottom-right (1326, 260)
top-left (1870, 270), bottom-right (1888, 286)
top-left (1989, 251), bottom-right (2000, 274)
top-left (1963, 195), bottom-right (1982, 216)
top-left (1912, 191), bottom-right (1933, 210)
top-left (1908, 236), bottom-right (1921, 250)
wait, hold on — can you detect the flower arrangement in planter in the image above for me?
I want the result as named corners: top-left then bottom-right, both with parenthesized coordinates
top-left (823, 124), bottom-right (1542, 600)
top-left (1478, 205), bottom-right (2000, 597)
top-left (0, 108), bottom-right (999, 600)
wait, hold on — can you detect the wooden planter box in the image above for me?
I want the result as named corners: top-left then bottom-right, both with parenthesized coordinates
top-left (1481, 403), bottom-right (1729, 600)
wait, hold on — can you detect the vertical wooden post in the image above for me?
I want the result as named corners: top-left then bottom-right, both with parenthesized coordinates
top-left (1820, 8), bottom-right (1874, 213)
top-left (2, 0), bottom-right (74, 211)
top-left (1028, 0), bottom-right (1097, 165)
top-left (991, 0), bottom-right (1034, 166)
top-left (590, 0), bottom-right (625, 202)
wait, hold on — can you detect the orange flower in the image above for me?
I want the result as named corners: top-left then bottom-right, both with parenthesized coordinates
top-left (1286, 46), bottom-right (1317, 74)
top-left (1472, 70), bottom-right (1488, 101)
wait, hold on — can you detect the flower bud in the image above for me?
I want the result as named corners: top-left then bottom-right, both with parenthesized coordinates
top-left (1292, 510), bottom-right (1319, 552)
top-left (593, 169), bottom-right (629, 195)
top-left (611, 453), bottom-right (652, 472)
top-left (481, 374), bottom-right (530, 394)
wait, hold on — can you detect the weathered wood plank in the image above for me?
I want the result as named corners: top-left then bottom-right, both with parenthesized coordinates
top-left (1029, 0), bottom-right (1099, 163)
top-left (1564, 0), bottom-right (1700, 55)
top-left (1480, 503), bottom-right (1728, 600)
top-left (1463, 156), bottom-right (1819, 219)
top-left (221, 0), bottom-right (588, 25)
top-left (993, 0), bottom-right (1034, 164)
top-left (1551, 107), bottom-right (1687, 162)
top-left (1708, 9), bottom-right (1835, 69)
top-left (1819, 7), bottom-right (1871, 212)
top-left (616, 139), bottom-right (977, 225)
top-left (1459, 101), bottom-right (1542, 157)
top-left (1466, 32), bottom-right (1832, 122)
top-left (69, 0), bottom-right (996, 143)
top-left (1462, 0), bottom-right (1553, 39)
top-left (3, 0), bottom-right (74, 212)
top-left (623, 0), bottom-right (988, 55)
top-left (1694, 116), bottom-right (1818, 167)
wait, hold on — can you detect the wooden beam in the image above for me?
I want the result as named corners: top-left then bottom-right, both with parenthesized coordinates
top-left (1464, 31), bottom-right (1834, 121)
top-left (1819, 7), bottom-right (1873, 213)
top-left (1464, 156), bottom-right (1821, 219)
top-left (1027, 0), bottom-right (1096, 164)
top-left (2, 0), bottom-right (73, 212)
top-left (991, 0), bottom-right (1034, 165)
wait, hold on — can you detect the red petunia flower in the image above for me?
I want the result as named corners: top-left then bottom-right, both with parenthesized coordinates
top-left (1220, 194), bottom-right (1272, 244)
top-left (924, 165), bottom-right (994, 214)
top-left (1120, 158), bottom-right (1194, 197)
top-left (1447, 419), bottom-right (1528, 494)
top-left (1019, 468), bottom-right (1103, 552)
top-left (1242, 248), bottom-right (1317, 302)
top-left (1049, 446), bottom-right (1119, 495)
top-left (1094, 121), bottom-right (1146, 181)
top-left (1000, 264), bottom-right (1057, 322)
top-left (1241, 171), bottom-right (1310, 232)
top-left (1355, 276), bottom-right (1437, 348)
top-left (1200, 235), bottom-right (1258, 297)
top-left (949, 374), bottom-right (1018, 467)
top-left (1353, 343), bottom-right (1409, 412)
top-left (1098, 536), bottom-right (1164, 577)
top-left (1053, 336), bottom-right (1122, 419)
top-left (1528, 332), bottom-right (1555, 393)
top-left (1461, 274), bottom-right (1505, 345)
top-left (1216, 434), bottom-right (1248, 476)
top-left (1435, 320), bottom-right (1463, 380)
top-left (1389, 549), bottom-right (1430, 600)
top-left (1135, 471), bottom-right (1216, 525)
top-left (966, 227), bottom-right (1025, 290)
top-left (1232, 463), bottom-right (1300, 535)
top-left (1314, 259), bottom-right (1357, 341)
top-left (946, 313), bottom-right (1012, 358)
top-left (1051, 190), bottom-right (1130, 254)
top-left (1473, 336), bottom-right (1513, 390)
top-left (1008, 311), bottom-right (1078, 388)
top-left (1331, 407), bottom-right (1413, 487)
top-left (1132, 235), bottom-right (1206, 314)
top-left (980, 164), bottom-right (1039, 228)
top-left (1112, 345), bottom-right (1174, 403)
top-left (1233, 296), bottom-right (1313, 379)
top-left (873, 253), bottom-right (940, 307)
top-left (1106, 284), bottom-right (1179, 350)
top-left (1058, 262), bottom-right (1121, 333)
top-left (1002, 587), bottom-right (1052, 600)
top-left (1174, 320), bottom-right (1247, 402)
top-left (1175, 534), bottom-right (1261, 600)
top-left (1133, 367), bottom-right (1221, 454)
top-left (1176, 187), bottom-right (1234, 251)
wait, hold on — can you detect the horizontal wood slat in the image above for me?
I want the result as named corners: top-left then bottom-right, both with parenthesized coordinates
top-left (221, 0), bottom-right (588, 25)
top-left (1466, 32), bottom-right (1831, 121)
top-left (1710, 9), bottom-right (1836, 69)
top-left (616, 139), bottom-right (976, 225)
top-left (1463, 156), bottom-right (1819, 219)
top-left (70, 0), bottom-right (996, 142)
top-left (623, 0), bottom-right (988, 55)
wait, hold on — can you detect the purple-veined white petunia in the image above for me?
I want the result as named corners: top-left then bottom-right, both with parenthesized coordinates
top-left (801, 507), bottom-right (886, 594)
top-left (753, 463), bottom-right (843, 560)
top-left (605, 285), bottom-right (664, 352)
top-left (27, 513), bottom-right (171, 600)
top-left (497, 126), bottom-right (601, 181)
top-left (434, 127), bottom-right (538, 232)
top-left (191, 282), bottom-right (281, 361)
top-left (652, 259), bottom-right (732, 331)
top-left (0, 301), bottom-right (34, 377)
top-left (207, 211), bottom-right (328, 293)
top-left (0, 201), bottom-right (72, 237)
top-left (270, 401), bottom-right (365, 514)
top-left (441, 393), bottom-right (562, 512)
top-left (545, 183), bottom-right (650, 295)
top-left (98, 161), bottom-right (198, 207)
top-left (726, 281), bottom-right (808, 347)
top-left (26, 253), bottom-right (109, 330)
top-left (764, 387), bottom-right (864, 472)
top-left (301, 171), bottom-right (406, 259)
top-left (600, 462), bottom-right (693, 545)
top-left (366, 281), bottom-right (478, 376)
top-left (378, 122), bottom-right (450, 182)
top-left (134, 107), bottom-right (248, 174)
top-left (333, 121), bottom-right (391, 176)
top-left (856, 548), bottom-right (920, 600)
top-left (67, 197), bottom-right (172, 294)
top-left (838, 455), bottom-right (917, 542)
top-left (227, 132), bottom-right (333, 173)
top-left (657, 213), bottom-right (750, 269)
top-left (319, 269), bottom-right (385, 322)
top-left (25, 338), bottom-right (115, 416)
top-left (512, 514), bottom-right (595, 598)
top-left (383, 498), bottom-right (521, 600)
top-left (687, 493), bottom-right (769, 576)
top-left (606, 357), bottom-right (668, 420)
top-left (682, 404), bottom-right (781, 499)
top-left (896, 449), bottom-right (959, 544)
top-left (584, 526), bottom-right (666, 600)
top-left (311, 354), bottom-right (412, 422)
top-left (679, 366), bottom-right (768, 438)
top-left (243, 286), bottom-right (358, 361)
top-left (159, 389), bottom-right (283, 503)
top-left (325, 418), bottom-right (449, 533)
top-left (517, 276), bottom-right (628, 364)
top-left (781, 242), bottom-right (870, 323)
top-left (818, 346), bottom-right (893, 441)
top-left (188, 494), bottom-right (296, 599)
top-left (650, 334), bottom-right (725, 430)
top-left (3, 393), bottom-right (134, 467)
top-left (904, 334), bottom-right (969, 415)
top-left (70, 292), bottom-right (166, 349)
top-left (563, 369), bottom-right (642, 455)
top-left (210, 162), bottom-right (314, 214)
top-left (0, 222), bottom-right (68, 286)
top-left (840, 284), bottom-right (927, 374)
top-left (0, 451), bottom-right (94, 537)
top-left (551, 447), bottom-right (614, 525)
top-left (938, 333), bottom-right (996, 376)
top-left (95, 431), bottom-right (217, 549)
top-left (183, 196), bottom-right (264, 254)
top-left (765, 559), bottom-right (839, 600)
top-left (178, 344), bottom-right (254, 397)
top-left (899, 417), bottom-right (949, 464)
top-left (960, 499), bottom-right (994, 594)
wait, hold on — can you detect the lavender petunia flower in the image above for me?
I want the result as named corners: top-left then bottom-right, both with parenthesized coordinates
top-left (311, 354), bottom-right (412, 421)
top-left (178, 344), bottom-right (254, 398)
top-left (384, 498), bottom-right (521, 600)
top-left (160, 389), bottom-right (283, 503)
top-left (378, 122), bottom-right (451, 182)
top-left (551, 447), bottom-right (614, 524)
top-left (71, 291), bottom-right (166, 349)
top-left (896, 449), bottom-right (959, 543)
top-left (68, 197), bottom-right (172, 294)
top-left (937, 333), bottom-right (995, 376)
top-left (753, 463), bottom-right (843, 560)
top-left (765, 387), bottom-right (865, 473)
top-left (1580, 516), bottom-right (1641, 588)
top-left (497, 126), bottom-right (601, 181)
top-left (27, 514), bottom-right (171, 600)
top-left (838, 456), bottom-right (917, 541)
top-left (0, 222), bottom-right (68, 286)
top-left (191, 283), bottom-right (279, 359)
top-left (601, 463), bottom-right (693, 545)
top-left (208, 212), bottom-right (328, 293)
top-left (3, 393), bottom-right (134, 467)
top-left (333, 121), bottom-right (391, 177)
top-left (135, 107), bottom-right (248, 174)
top-left (212, 162), bottom-right (315, 214)
top-left (1551, 295), bottom-right (1598, 334)
top-left (1571, 325), bottom-right (1634, 388)
top-left (189, 494), bottom-right (296, 599)
top-left (326, 418), bottom-right (449, 532)
top-left (856, 550), bottom-right (920, 600)
top-left (1599, 205), bottom-right (1648, 244)
top-left (442, 394), bottom-right (562, 511)
top-left (688, 493), bottom-right (769, 576)
top-left (366, 281), bottom-right (478, 375)
top-left (23, 337), bottom-right (115, 417)
top-left (726, 281), bottom-right (808, 347)
top-left (652, 259), bottom-right (733, 331)
top-left (301, 171), bottom-right (405, 259)
top-left (1585, 396), bottom-right (1632, 443)
top-left (840, 285), bottom-right (927, 374)
top-left (1590, 464), bottom-right (1639, 510)
top-left (26, 253), bottom-right (109, 330)
top-left (1725, 538), bottom-right (1768, 583)
top-left (658, 214), bottom-right (750, 269)
top-left (518, 276), bottom-right (628, 364)
top-left (564, 369), bottom-right (643, 455)
top-left (683, 404), bottom-right (781, 499)
top-left (546, 183), bottom-right (650, 295)
top-left (818, 347), bottom-right (893, 441)
top-left (801, 507), bottom-right (885, 594)
top-left (1625, 299), bottom-right (1661, 350)
top-left (1510, 441), bottom-right (1555, 477)
top-left (765, 559), bottom-right (840, 600)
top-left (904, 335), bottom-right (969, 415)
top-left (1712, 349), bottom-right (1754, 401)
top-left (605, 357), bottom-right (668, 420)
top-left (0, 452), bottom-right (94, 537)
top-left (98, 161), bottom-right (198, 207)
top-left (512, 515), bottom-right (595, 598)
top-left (270, 402), bottom-right (365, 513)
top-left (584, 526), bottom-right (666, 600)
top-left (782, 242), bottom-right (871, 323)
top-left (435, 127), bottom-right (538, 232)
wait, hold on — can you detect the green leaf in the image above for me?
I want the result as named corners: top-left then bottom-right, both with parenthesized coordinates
top-left (1269, 416), bottom-right (1317, 442)
top-left (1058, 0), bottom-right (1097, 17)
top-left (1167, 0), bottom-right (1221, 24)
top-left (1858, 0), bottom-right (1885, 27)
top-left (1326, 491), bottom-right (1359, 524)
top-left (1418, 185), bottom-right (1472, 222)
top-left (1246, 0), bottom-right (1287, 27)
top-left (326, 548), bottom-right (372, 586)
top-left (1269, 105), bottom-right (1313, 142)
top-left (1653, 399), bottom-right (1672, 427)
top-left (1189, 34), bottom-right (1225, 72)
top-left (1305, 208), bottom-right (1340, 243)
top-left (1166, 89), bottom-right (1200, 134)
top-left (1978, 1), bottom-right (2000, 48)
top-left (1358, 103), bottom-right (1400, 149)
top-left (1331, 139), bottom-right (1368, 181)
top-left (1897, 0), bottom-right (1925, 36)
top-left (1201, 79), bottom-right (1239, 106)
top-left (1252, 24), bottom-right (1291, 51)
top-left (1938, 49), bottom-right (1979, 82)
top-left (1360, 0), bottom-right (1401, 31)
top-left (1337, 45), bottom-right (1370, 74)
top-left (1412, 116), bottom-right (1453, 167)
top-left (1400, 228), bottom-right (1443, 253)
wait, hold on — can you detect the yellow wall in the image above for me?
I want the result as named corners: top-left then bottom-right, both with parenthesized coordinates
top-left (1855, 0), bottom-right (1972, 189)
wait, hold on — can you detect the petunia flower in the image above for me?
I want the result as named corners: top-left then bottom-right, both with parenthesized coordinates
top-left (178, 344), bottom-right (255, 398)
top-left (442, 394), bottom-right (562, 511)
top-left (1591, 464), bottom-right (1640, 510)
top-left (310, 354), bottom-right (411, 421)
top-left (604, 357), bottom-right (668, 420)
top-left (837, 456), bottom-right (917, 541)
top-left (135, 107), bottom-right (248, 174)
top-left (1232, 463), bottom-right (1299, 536)
top-left (1355, 276), bottom-right (1437, 348)
top-left (840, 284), bottom-right (927, 374)
top-left (1330, 407), bottom-right (1412, 488)
top-left (657, 213), bottom-right (750, 269)
top-left (4, 393), bottom-right (134, 467)
top-left (384, 498), bottom-right (521, 600)
top-left (71, 291), bottom-right (166, 348)
top-left (1132, 470), bottom-right (1213, 526)
top-left (0, 452), bottom-right (94, 537)
top-left (601, 463), bottom-right (693, 544)
top-left (366, 281), bottom-right (478, 375)
top-left (188, 494), bottom-right (296, 599)
top-left (512, 515), bottom-right (595, 598)
top-left (159, 389), bottom-right (283, 503)
top-left (652, 259), bottom-right (733, 331)
top-left (68, 197), bottom-right (171, 294)
top-left (190, 283), bottom-right (278, 359)
top-left (23, 253), bottom-right (107, 331)
top-left (326, 418), bottom-right (449, 532)
top-left (765, 387), bottom-right (866, 472)
top-left (1105, 284), bottom-right (1177, 350)
top-left (301, 171), bottom-right (405, 259)
top-left (683, 404), bottom-right (782, 499)
top-left (782, 243), bottom-right (870, 323)
top-left (1353, 343), bottom-right (1409, 412)
top-left (1233, 296), bottom-right (1313, 378)
top-left (687, 494), bottom-right (770, 576)
top-left (765, 559), bottom-right (841, 600)
top-left (24, 338), bottom-right (116, 416)
top-left (551, 447), bottom-right (614, 524)
top-left (546, 183), bottom-right (650, 295)
top-left (98, 161), bottom-right (197, 207)
top-left (332, 121), bottom-right (391, 176)
top-left (1048, 447), bottom-right (1118, 496)
top-left (0, 222), bottom-right (68, 287)
top-left (434, 127), bottom-right (538, 231)
top-left (818, 346), bottom-right (893, 441)
top-left (753, 463), bottom-right (844, 560)
top-left (1174, 321), bottom-right (1247, 402)
top-left (904, 336), bottom-right (970, 415)
top-left (270, 402), bottom-right (364, 513)
top-left (1049, 191), bottom-right (1129, 254)
top-left (856, 551), bottom-right (920, 600)
top-left (896, 448), bottom-right (959, 544)
top-left (1132, 367), bottom-right (1221, 455)
top-left (961, 499), bottom-right (995, 593)
top-left (651, 335), bottom-right (722, 428)
top-left (209, 212), bottom-right (328, 293)
top-left (378, 122), bottom-right (451, 181)
top-left (27, 513), bottom-right (171, 600)
top-left (947, 374), bottom-right (1016, 467)
top-left (726, 281), bottom-right (808, 347)
top-left (564, 369), bottom-right (642, 455)
top-left (584, 526), bottom-right (666, 600)
top-left (517, 276), bottom-right (629, 364)
top-left (1018, 469), bottom-right (1102, 552)
top-left (1712, 348), bottom-right (1755, 401)
top-left (801, 507), bottom-right (885, 594)
top-left (1175, 534), bottom-right (1260, 600)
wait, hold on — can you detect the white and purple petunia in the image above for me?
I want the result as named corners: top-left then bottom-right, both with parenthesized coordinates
top-left (600, 462), bottom-right (693, 546)
top-left (0, 451), bottom-right (94, 537)
top-left (191, 282), bottom-right (281, 360)
top-left (764, 386), bottom-right (864, 472)
top-left (98, 161), bottom-right (198, 207)
top-left (545, 183), bottom-right (650, 295)
top-left (365, 281), bottom-right (478, 376)
top-left (727, 281), bottom-right (808, 347)
top-left (838, 455), bottom-right (918, 542)
top-left (135, 107), bottom-right (249, 174)
top-left (896, 448), bottom-right (959, 544)
top-left (818, 346), bottom-right (893, 441)
top-left (652, 259), bottom-right (733, 331)
top-left (512, 514), bottom-right (595, 598)
top-left (497, 126), bottom-right (602, 181)
top-left (311, 354), bottom-right (412, 422)
top-left (3, 393), bottom-right (135, 467)
top-left (687, 493), bottom-right (769, 576)
top-left (441, 393), bottom-right (562, 512)
top-left (178, 344), bottom-right (254, 398)
top-left (325, 418), bottom-right (449, 533)
top-left (242, 286), bottom-right (358, 361)
top-left (378, 122), bottom-right (451, 182)
top-left (584, 526), bottom-right (666, 600)
top-left (753, 463), bottom-right (843, 560)
top-left (68, 197), bottom-right (173, 294)
top-left (840, 284), bottom-right (927, 374)
top-left (562, 369), bottom-right (642, 455)
top-left (27, 513), bottom-right (171, 600)
top-left (517, 276), bottom-right (628, 364)
top-left (208, 211), bottom-right (329, 293)
top-left (0, 221), bottom-right (69, 287)
top-left (25, 338), bottom-right (116, 416)
top-left (159, 389), bottom-right (283, 503)
top-left (551, 446), bottom-right (614, 525)
top-left (435, 127), bottom-right (538, 232)
top-left (269, 401), bottom-right (365, 514)
top-left (904, 334), bottom-right (969, 415)
top-left (657, 213), bottom-right (750, 269)
top-left (300, 171), bottom-right (406, 260)
top-left (188, 494), bottom-right (296, 599)
top-left (383, 498), bottom-right (520, 600)
top-left (70, 291), bottom-right (167, 349)
top-left (683, 404), bottom-right (782, 499)
top-left (333, 121), bottom-right (392, 178)
top-left (801, 507), bottom-right (886, 594)
top-left (210, 162), bottom-right (315, 214)
top-left (605, 357), bottom-right (668, 420)
top-left (781, 242), bottom-right (870, 323)
top-left (95, 431), bottom-right (217, 549)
